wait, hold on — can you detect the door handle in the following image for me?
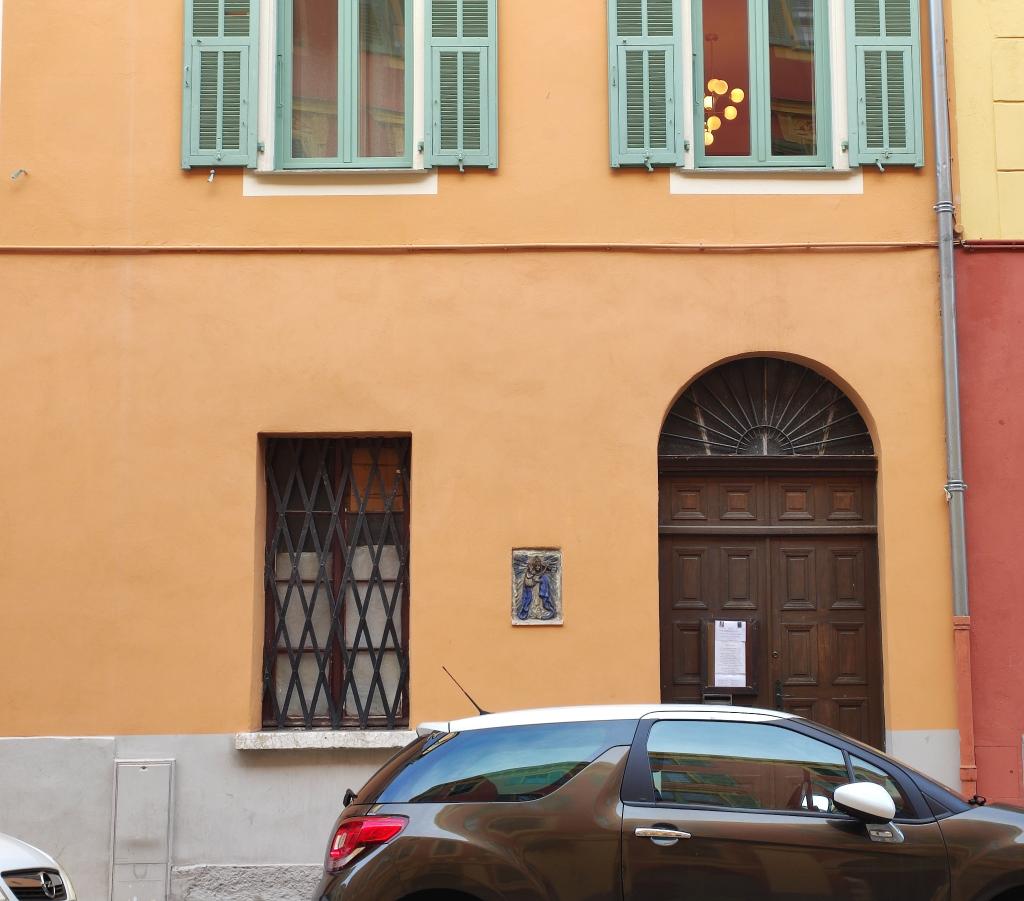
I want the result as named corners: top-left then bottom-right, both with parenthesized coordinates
top-left (774, 680), bottom-right (784, 710)
top-left (635, 827), bottom-right (692, 842)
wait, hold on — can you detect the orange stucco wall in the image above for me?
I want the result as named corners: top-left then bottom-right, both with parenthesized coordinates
top-left (0, 1), bottom-right (957, 737)
top-left (1, 250), bottom-right (955, 735)
top-left (0, 0), bottom-right (938, 248)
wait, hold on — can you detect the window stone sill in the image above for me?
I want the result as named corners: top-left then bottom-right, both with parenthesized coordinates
top-left (235, 730), bottom-right (417, 752)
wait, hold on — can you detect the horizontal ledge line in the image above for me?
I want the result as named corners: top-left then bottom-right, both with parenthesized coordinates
top-left (659, 525), bottom-right (877, 535)
top-left (252, 169), bottom-right (431, 176)
top-left (0, 242), bottom-right (938, 256)
top-left (678, 168), bottom-right (850, 175)
top-left (960, 242), bottom-right (1024, 251)
top-left (235, 729), bottom-right (416, 751)
top-left (658, 457), bottom-right (878, 473)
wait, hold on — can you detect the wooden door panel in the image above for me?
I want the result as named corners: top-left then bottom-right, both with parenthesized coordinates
top-left (661, 476), bottom-right (770, 526)
top-left (661, 534), bottom-right (769, 706)
top-left (835, 698), bottom-right (870, 743)
top-left (668, 544), bottom-right (714, 610)
top-left (775, 545), bottom-right (818, 611)
top-left (769, 533), bottom-right (883, 748)
top-left (721, 544), bottom-right (762, 611)
top-left (766, 476), bottom-right (877, 528)
top-left (825, 544), bottom-right (868, 610)
top-left (830, 622), bottom-right (869, 686)
top-left (670, 620), bottom-right (703, 691)
top-left (660, 473), bottom-right (882, 748)
top-left (780, 623), bottom-right (819, 686)
top-left (783, 697), bottom-right (820, 722)
top-left (824, 479), bottom-right (867, 522)
top-left (772, 481), bottom-right (817, 523)
top-left (668, 481), bottom-right (711, 522)
top-left (718, 481), bottom-right (764, 522)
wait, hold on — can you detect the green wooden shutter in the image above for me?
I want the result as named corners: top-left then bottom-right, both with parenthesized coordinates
top-left (846, 0), bottom-right (923, 168)
top-left (182, 0), bottom-right (259, 169)
top-left (608, 0), bottom-right (681, 168)
top-left (425, 0), bottom-right (498, 169)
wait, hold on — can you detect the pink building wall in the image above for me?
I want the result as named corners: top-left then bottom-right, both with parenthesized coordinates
top-left (958, 248), bottom-right (1024, 805)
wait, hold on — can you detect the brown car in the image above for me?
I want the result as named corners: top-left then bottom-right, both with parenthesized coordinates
top-left (314, 705), bottom-right (1024, 901)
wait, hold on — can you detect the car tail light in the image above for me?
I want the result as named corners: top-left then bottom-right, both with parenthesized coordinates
top-left (326, 816), bottom-right (408, 873)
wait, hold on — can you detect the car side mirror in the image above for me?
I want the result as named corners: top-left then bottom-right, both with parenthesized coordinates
top-left (833, 782), bottom-right (896, 823)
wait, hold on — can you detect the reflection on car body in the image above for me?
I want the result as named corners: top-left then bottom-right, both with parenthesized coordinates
top-left (313, 704), bottom-right (1024, 901)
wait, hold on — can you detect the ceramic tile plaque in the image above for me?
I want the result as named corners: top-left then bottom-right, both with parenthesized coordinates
top-left (512, 549), bottom-right (563, 626)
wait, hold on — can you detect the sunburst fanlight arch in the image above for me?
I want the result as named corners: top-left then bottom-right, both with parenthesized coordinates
top-left (659, 358), bottom-right (875, 457)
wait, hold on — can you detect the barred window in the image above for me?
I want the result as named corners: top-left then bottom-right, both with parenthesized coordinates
top-left (263, 437), bottom-right (410, 729)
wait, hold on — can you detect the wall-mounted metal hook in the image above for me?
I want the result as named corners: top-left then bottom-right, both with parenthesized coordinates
top-left (644, 154), bottom-right (654, 173)
top-left (208, 169), bottom-right (217, 183)
top-left (875, 159), bottom-right (885, 173)
top-left (10, 168), bottom-right (28, 181)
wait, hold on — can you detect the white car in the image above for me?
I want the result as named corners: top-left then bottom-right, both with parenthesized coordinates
top-left (0, 833), bottom-right (75, 901)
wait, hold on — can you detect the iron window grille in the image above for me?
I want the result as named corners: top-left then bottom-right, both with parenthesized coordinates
top-left (263, 437), bottom-right (410, 729)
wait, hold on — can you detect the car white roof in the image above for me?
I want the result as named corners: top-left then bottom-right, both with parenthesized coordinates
top-left (417, 703), bottom-right (795, 736)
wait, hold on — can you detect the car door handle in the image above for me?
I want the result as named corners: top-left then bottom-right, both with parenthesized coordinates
top-left (635, 827), bottom-right (692, 841)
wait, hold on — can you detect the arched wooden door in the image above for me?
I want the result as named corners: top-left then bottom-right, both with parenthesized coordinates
top-left (658, 359), bottom-right (884, 748)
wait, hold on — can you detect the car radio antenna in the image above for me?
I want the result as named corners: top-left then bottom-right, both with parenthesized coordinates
top-left (442, 666), bottom-right (490, 716)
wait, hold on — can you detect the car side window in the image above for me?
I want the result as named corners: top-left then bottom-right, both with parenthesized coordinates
top-left (647, 721), bottom-right (849, 814)
top-left (371, 720), bottom-right (637, 804)
top-left (851, 755), bottom-right (911, 819)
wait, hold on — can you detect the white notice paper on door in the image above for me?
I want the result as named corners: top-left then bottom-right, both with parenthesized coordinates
top-left (714, 620), bottom-right (747, 687)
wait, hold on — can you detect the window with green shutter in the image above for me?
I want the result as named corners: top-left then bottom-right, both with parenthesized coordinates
top-left (276, 0), bottom-right (414, 169)
top-left (182, 0), bottom-right (259, 168)
top-left (846, 0), bottom-right (924, 168)
top-left (425, 0), bottom-right (498, 169)
top-left (608, 0), bottom-right (682, 168)
top-left (692, 0), bottom-right (831, 169)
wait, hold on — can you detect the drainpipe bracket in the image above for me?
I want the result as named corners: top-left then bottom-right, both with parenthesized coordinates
top-left (934, 200), bottom-right (956, 215)
top-left (944, 480), bottom-right (968, 501)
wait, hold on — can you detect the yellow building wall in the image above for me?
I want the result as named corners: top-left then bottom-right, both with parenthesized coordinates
top-left (0, 1), bottom-right (957, 739)
top-left (950, 0), bottom-right (1024, 238)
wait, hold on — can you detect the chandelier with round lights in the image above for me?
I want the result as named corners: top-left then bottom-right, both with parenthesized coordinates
top-left (703, 78), bottom-right (745, 147)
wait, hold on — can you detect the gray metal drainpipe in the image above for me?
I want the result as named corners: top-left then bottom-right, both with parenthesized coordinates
top-left (927, 0), bottom-right (976, 794)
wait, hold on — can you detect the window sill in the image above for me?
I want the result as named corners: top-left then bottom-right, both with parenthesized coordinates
top-left (669, 168), bottom-right (864, 197)
top-left (252, 168), bottom-right (430, 177)
top-left (235, 730), bottom-right (417, 751)
top-left (680, 167), bottom-right (851, 176)
top-left (243, 169), bottom-right (439, 197)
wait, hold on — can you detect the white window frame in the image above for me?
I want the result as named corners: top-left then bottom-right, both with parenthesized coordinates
top-left (248, 0), bottom-right (436, 192)
top-left (672, 0), bottom-right (863, 194)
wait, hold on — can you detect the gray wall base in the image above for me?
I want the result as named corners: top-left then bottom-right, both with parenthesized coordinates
top-left (0, 734), bottom-right (393, 901)
top-left (0, 737), bottom-right (115, 901)
top-left (886, 728), bottom-right (962, 789)
top-left (170, 865), bottom-right (322, 901)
